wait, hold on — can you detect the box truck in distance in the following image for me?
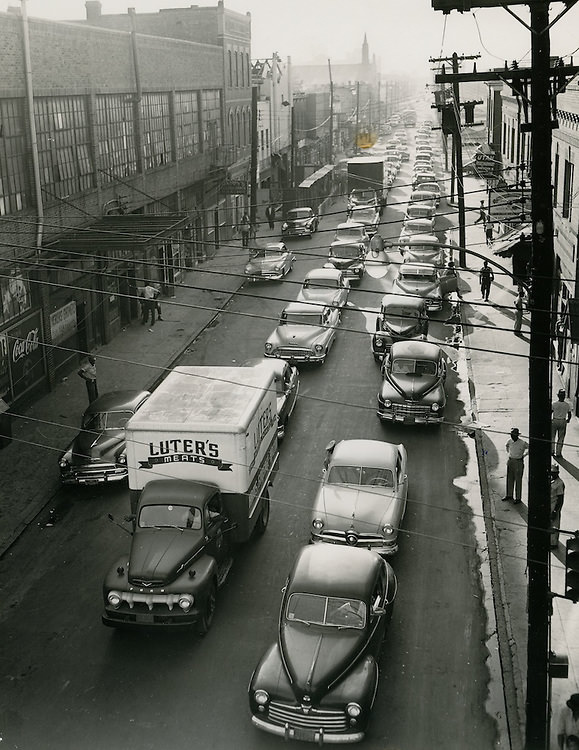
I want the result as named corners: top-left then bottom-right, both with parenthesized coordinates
top-left (347, 157), bottom-right (388, 210)
top-left (102, 365), bottom-right (278, 631)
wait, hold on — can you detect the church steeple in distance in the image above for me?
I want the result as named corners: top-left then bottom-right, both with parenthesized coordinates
top-left (362, 33), bottom-right (369, 66)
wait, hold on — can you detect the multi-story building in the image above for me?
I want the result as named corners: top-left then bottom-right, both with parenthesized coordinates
top-left (0, 2), bottom-right (251, 403)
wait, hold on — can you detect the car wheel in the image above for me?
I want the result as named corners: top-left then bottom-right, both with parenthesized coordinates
top-left (254, 492), bottom-right (270, 535)
top-left (196, 580), bottom-right (217, 636)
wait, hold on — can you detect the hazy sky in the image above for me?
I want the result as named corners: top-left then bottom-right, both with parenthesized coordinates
top-left (6, 0), bottom-right (579, 78)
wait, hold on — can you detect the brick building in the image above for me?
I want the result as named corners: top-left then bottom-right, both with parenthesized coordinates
top-left (0, 2), bottom-right (251, 404)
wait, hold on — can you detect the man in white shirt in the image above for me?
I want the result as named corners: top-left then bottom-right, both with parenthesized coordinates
top-left (552, 388), bottom-right (572, 457)
top-left (501, 427), bottom-right (528, 505)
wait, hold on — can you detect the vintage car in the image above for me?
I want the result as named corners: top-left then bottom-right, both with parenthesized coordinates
top-left (242, 358), bottom-right (299, 440)
top-left (413, 183), bottom-right (441, 206)
top-left (371, 293), bottom-right (429, 361)
top-left (264, 302), bottom-right (341, 364)
top-left (402, 234), bottom-right (448, 267)
top-left (244, 242), bottom-right (295, 281)
top-left (412, 169), bottom-right (437, 190)
top-left (398, 218), bottom-right (437, 247)
top-left (347, 188), bottom-right (378, 212)
top-left (59, 390), bottom-right (150, 485)
top-left (410, 189), bottom-right (439, 209)
top-left (248, 544), bottom-right (397, 743)
top-left (281, 207), bottom-right (319, 238)
top-left (377, 340), bottom-right (447, 425)
top-left (296, 267), bottom-right (350, 310)
top-left (403, 203), bottom-right (436, 227)
top-left (383, 154), bottom-right (402, 175)
top-left (102, 479), bottom-right (235, 631)
top-left (347, 206), bottom-right (380, 236)
top-left (311, 439), bottom-right (408, 556)
top-left (333, 221), bottom-right (370, 252)
top-left (327, 241), bottom-right (366, 282)
top-left (392, 261), bottom-right (455, 312)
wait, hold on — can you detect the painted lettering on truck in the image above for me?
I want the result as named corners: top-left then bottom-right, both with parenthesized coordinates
top-left (249, 402), bottom-right (276, 472)
top-left (139, 439), bottom-right (232, 471)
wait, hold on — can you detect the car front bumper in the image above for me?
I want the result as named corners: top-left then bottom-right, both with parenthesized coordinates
top-left (265, 350), bottom-right (326, 364)
top-left (282, 226), bottom-right (311, 236)
top-left (245, 270), bottom-right (285, 282)
top-left (310, 533), bottom-right (398, 557)
top-left (377, 407), bottom-right (443, 424)
top-left (251, 715), bottom-right (364, 744)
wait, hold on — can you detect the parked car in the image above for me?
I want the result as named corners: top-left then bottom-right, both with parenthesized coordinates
top-left (248, 544), bottom-right (397, 743)
top-left (377, 340), bottom-right (447, 424)
top-left (348, 206), bottom-right (381, 236)
top-left (392, 262), bottom-right (455, 312)
top-left (311, 439), bottom-right (408, 556)
top-left (59, 390), bottom-right (150, 485)
top-left (264, 302), bottom-right (341, 364)
top-left (244, 242), bottom-right (295, 281)
top-left (371, 293), bottom-right (429, 361)
top-left (296, 267), bottom-right (350, 310)
top-left (347, 188), bottom-right (379, 212)
top-left (281, 207), bottom-right (319, 238)
top-left (402, 234), bottom-right (448, 267)
top-left (242, 358), bottom-right (299, 440)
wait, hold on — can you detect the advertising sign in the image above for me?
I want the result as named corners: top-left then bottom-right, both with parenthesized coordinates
top-left (8, 312), bottom-right (46, 398)
top-left (50, 301), bottom-right (77, 345)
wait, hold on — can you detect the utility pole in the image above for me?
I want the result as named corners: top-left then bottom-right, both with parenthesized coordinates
top-left (250, 85), bottom-right (258, 229)
top-left (355, 81), bottom-right (360, 153)
top-left (433, 2), bottom-right (579, 748)
top-left (328, 58), bottom-right (334, 164)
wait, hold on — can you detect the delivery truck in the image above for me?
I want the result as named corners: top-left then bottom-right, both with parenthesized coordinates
top-left (102, 365), bottom-right (278, 631)
top-left (347, 156), bottom-right (388, 209)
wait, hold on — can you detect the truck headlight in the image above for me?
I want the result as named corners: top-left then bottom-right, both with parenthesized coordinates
top-left (312, 518), bottom-right (324, 531)
top-left (265, 342), bottom-right (273, 353)
top-left (254, 690), bottom-right (269, 706)
top-left (346, 702), bottom-right (362, 718)
top-left (107, 591), bottom-right (122, 609)
top-left (431, 403), bottom-right (440, 412)
top-left (178, 594), bottom-right (194, 611)
top-left (382, 523), bottom-right (394, 536)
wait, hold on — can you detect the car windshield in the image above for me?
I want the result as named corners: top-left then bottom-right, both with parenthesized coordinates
top-left (351, 209), bottom-right (376, 223)
top-left (351, 189), bottom-right (376, 203)
top-left (391, 358), bottom-right (437, 376)
top-left (327, 464), bottom-right (394, 487)
top-left (381, 307), bottom-right (419, 328)
top-left (282, 312), bottom-right (323, 326)
top-left (138, 504), bottom-right (202, 530)
top-left (304, 279), bottom-right (339, 290)
top-left (286, 593), bottom-right (367, 629)
top-left (407, 206), bottom-right (431, 219)
top-left (332, 244), bottom-right (360, 259)
top-left (82, 410), bottom-right (133, 430)
top-left (400, 269), bottom-right (437, 283)
top-left (336, 227), bottom-right (363, 240)
top-left (288, 209), bottom-right (311, 220)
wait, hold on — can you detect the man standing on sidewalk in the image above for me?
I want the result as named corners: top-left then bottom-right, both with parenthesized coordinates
top-left (550, 464), bottom-right (565, 548)
top-left (552, 388), bottom-right (572, 456)
top-left (78, 355), bottom-right (98, 403)
top-left (502, 427), bottom-right (528, 504)
top-left (514, 289), bottom-right (525, 335)
top-left (265, 203), bottom-right (276, 231)
top-left (479, 260), bottom-right (494, 301)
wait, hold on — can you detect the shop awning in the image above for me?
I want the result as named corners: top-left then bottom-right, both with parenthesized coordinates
top-left (492, 223), bottom-right (532, 257)
top-left (298, 164), bottom-right (334, 189)
top-left (44, 213), bottom-right (189, 252)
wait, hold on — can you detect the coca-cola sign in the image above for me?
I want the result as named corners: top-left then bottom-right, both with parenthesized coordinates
top-left (7, 312), bottom-right (46, 398)
top-left (12, 327), bottom-right (39, 363)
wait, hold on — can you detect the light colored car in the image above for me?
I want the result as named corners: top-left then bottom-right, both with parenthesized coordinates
top-left (348, 206), bottom-right (381, 236)
top-left (392, 261), bottom-right (455, 312)
top-left (296, 267), bottom-right (350, 310)
top-left (402, 234), bottom-right (448, 267)
top-left (398, 218), bottom-right (437, 247)
top-left (347, 188), bottom-right (379, 212)
top-left (281, 207), bottom-right (319, 238)
top-left (311, 439), bottom-right (408, 556)
top-left (410, 189), bottom-right (439, 208)
top-left (403, 204), bottom-right (436, 230)
top-left (244, 242), bottom-right (295, 281)
top-left (377, 340), bottom-right (447, 424)
top-left (333, 221), bottom-right (370, 252)
top-left (242, 358), bottom-right (299, 440)
top-left (413, 169), bottom-right (437, 189)
top-left (264, 301), bottom-right (341, 364)
top-left (415, 181), bottom-right (442, 205)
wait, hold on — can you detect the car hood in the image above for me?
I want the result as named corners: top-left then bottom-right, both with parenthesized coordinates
top-left (281, 623), bottom-right (365, 701)
top-left (272, 324), bottom-right (325, 347)
top-left (128, 528), bottom-right (203, 585)
top-left (71, 430), bottom-right (124, 464)
top-left (395, 277), bottom-right (439, 297)
top-left (382, 373), bottom-right (439, 400)
top-left (382, 318), bottom-right (421, 336)
top-left (286, 218), bottom-right (310, 227)
top-left (314, 485), bottom-right (395, 531)
top-left (247, 257), bottom-right (284, 273)
top-left (298, 289), bottom-right (339, 306)
top-left (404, 250), bottom-right (444, 266)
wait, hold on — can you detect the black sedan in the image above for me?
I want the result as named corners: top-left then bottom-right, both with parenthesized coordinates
top-left (58, 390), bottom-right (150, 485)
top-left (248, 544), bottom-right (397, 744)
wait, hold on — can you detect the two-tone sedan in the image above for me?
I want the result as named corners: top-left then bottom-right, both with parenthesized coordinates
top-left (249, 544), bottom-right (397, 744)
top-left (244, 242), bottom-right (295, 282)
top-left (296, 267), bottom-right (350, 310)
top-left (264, 302), bottom-right (341, 365)
top-left (281, 207), bottom-right (319, 238)
top-left (377, 340), bottom-right (447, 425)
top-left (242, 358), bottom-right (299, 440)
top-left (311, 439), bottom-right (408, 557)
top-left (392, 262), bottom-right (455, 313)
top-left (59, 390), bottom-right (150, 485)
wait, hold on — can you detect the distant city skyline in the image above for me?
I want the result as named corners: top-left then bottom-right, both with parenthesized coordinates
top-left (4, 0), bottom-right (579, 78)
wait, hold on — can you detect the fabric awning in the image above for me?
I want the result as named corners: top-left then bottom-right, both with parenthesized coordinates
top-left (492, 223), bottom-right (532, 257)
top-left (298, 164), bottom-right (334, 189)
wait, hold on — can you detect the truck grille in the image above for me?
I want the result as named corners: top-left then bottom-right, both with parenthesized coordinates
top-left (268, 702), bottom-right (347, 732)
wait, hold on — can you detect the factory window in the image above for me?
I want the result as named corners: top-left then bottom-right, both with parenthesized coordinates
top-left (201, 90), bottom-right (222, 149)
top-left (96, 94), bottom-right (137, 183)
top-left (553, 151), bottom-right (559, 208)
top-left (175, 91), bottom-right (200, 160)
top-left (562, 159), bottom-right (574, 220)
top-left (35, 96), bottom-right (93, 199)
top-left (0, 98), bottom-right (29, 214)
top-left (142, 93), bottom-right (172, 169)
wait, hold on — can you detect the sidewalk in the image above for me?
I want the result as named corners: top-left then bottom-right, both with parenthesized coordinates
top-left (455, 177), bottom-right (579, 749)
top-left (0, 231), bottom-right (253, 554)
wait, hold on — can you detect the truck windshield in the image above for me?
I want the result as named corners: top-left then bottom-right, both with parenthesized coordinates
top-left (139, 504), bottom-right (202, 530)
top-left (287, 593), bottom-right (366, 629)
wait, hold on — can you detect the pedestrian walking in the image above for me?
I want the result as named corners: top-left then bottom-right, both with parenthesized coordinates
top-left (557, 694), bottom-right (579, 750)
top-left (78, 355), bottom-right (98, 403)
top-left (556, 316), bottom-right (566, 370)
top-left (474, 199), bottom-right (486, 224)
top-left (513, 289), bottom-right (525, 335)
top-left (479, 260), bottom-right (494, 301)
top-left (265, 203), bottom-right (276, 230)
top-left (550, 464), bottom-right (565, 548)
top-left (484, 219), bottom-right (494, 245)
top-left (501, 427), bottom-right (528, 504)
top-left (239, 212), bottom-right (251, 248)
top-left (552, 388), bottom-right (572, 456)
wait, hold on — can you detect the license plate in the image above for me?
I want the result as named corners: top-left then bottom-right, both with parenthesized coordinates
top-left (136, 613), bottom-right (154, 624)
top-left (293, 728), bottom-right (317, 742)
